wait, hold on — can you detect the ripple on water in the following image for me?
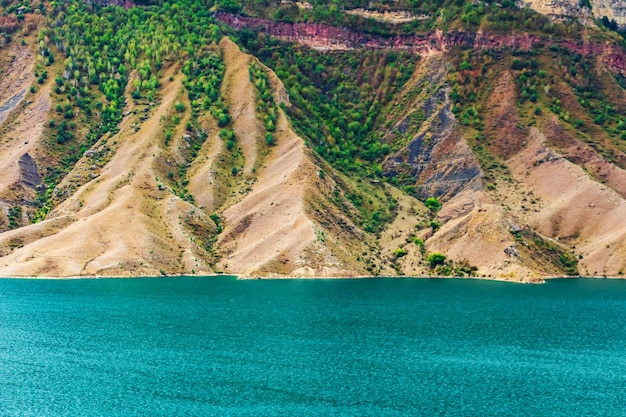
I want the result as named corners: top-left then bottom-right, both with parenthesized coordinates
top-left (0, 277), bottom-right (624, 416)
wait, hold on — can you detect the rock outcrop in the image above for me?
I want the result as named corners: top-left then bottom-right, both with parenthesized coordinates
top-left (521, 0), bottom-right (626, 27)
top-left (215, 12), bottom-right (626, 75)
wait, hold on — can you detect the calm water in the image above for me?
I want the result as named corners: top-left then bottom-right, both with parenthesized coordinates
top-left (0, 277), bottom-right (624, 416)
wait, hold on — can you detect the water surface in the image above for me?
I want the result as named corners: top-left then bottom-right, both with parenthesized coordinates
top-left (0, 277), bottom-right (624, 416)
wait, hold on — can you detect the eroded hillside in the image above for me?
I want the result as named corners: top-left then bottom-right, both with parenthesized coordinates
top-left (0, 0), bottom-right (625, 281)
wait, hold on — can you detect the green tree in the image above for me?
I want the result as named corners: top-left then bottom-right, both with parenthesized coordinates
top-left (427, 253), bottom-right (446, 268)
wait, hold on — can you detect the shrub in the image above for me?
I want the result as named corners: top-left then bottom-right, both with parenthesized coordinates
top-left (424, 197), bottom-right (441, 211)
top-left (217, 113), bottom-right (230, 127)
top-left (427, 253), bottom-right (446, 268)
top-left (393, 248), bottom-right (408, 258)
top-left (174, 101), bottom-right (186, 113)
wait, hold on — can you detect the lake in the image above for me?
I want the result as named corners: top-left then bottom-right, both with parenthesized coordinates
top-left (0, 277), bottom-right (624, 416)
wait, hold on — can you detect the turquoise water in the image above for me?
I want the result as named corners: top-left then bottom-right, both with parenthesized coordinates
top-left (0, 277), bottom-right (624, 416)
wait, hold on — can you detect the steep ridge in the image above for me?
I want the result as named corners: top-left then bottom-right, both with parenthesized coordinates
top-left (215, 39), bottom-right (370, 277)
top-left (380, 57), bottom-right (545, 281)
top-left (0, 0), bottom-right (625, 281)
top-left (508, 128), bottom-right (626, 276)
top-left (220, 38), bottom-right (261, 176)
top-left (0, 40), bottom-right (46, 228)
top-left (0, 37), bottom-right (376, 278)
top-left (0, 66), bottom-right (215, 276)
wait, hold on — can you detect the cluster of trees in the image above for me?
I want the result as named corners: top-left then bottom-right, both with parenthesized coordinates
top-left (31, 0), bottom-right (228, 220)
top-left (556, 49), bottom-right (626, 144)
top-left (449, 51), bottom-right (487, 132)
top-left (237, 33), bottom-right (415, 175)
top-left (248, 61), bottom-right (277, 145)
top-left (510, 52), bottom-right (545, 107)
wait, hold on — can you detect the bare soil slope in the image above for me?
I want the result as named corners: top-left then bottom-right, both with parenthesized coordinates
top-left (0, 38), bottom-right (375, 278)
top-left (216, 39), bottom-right (368, 277)
top-left (0, 24), bottom-right (625, 281)
top-left (0, 68), bottom-right (214, 276)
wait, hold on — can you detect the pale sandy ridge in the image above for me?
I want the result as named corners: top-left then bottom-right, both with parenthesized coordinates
top-left (0, 42), bottom-right (33, 125)
top-left (215, 39), bottom-right (355, 277)
top-left (508, 127), bottom-right (626, 276)
top-left (186, 113), bottom-right (223, 212)
top-left (345, 8), bottom-right (427, 24)
top-left (220, 38), bottom-right (260, 176)
top-left (0, 66), bottom-right (213, 277)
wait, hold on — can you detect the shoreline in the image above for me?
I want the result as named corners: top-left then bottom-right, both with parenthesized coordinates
top-left (0, 274), bottom-right (623, 284)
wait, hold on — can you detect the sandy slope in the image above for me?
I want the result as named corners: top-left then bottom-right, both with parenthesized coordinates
top-left (0, 67), bottom-right (212, 276)
top-left (0, 42), bottom-right (42, 195)
top-left (0, 42), bottom-right (33, 125)
top-left (215, 40), bottom-right (359, 277)
top-left (376, 187), bottom-right (429, 276)
top-left (186, 113), bottom-right (223, 212)
top-left (0, 38), bottom-right (368, 278)
top-left (220, 38), bottom-right (261, 175)
top-left (0, 34), bottom-right (623, 280)
top-left (508, 127), bottom-right (626, 276)
top-left (0, 85), bottom-right (49, 195)
top-left (428, 188), bottom-right (540, 281)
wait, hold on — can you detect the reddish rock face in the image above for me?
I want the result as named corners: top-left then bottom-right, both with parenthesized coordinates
top-left (604, 46), bottom-right (626, 75)
top-left (215, 11), bottom-right (626, 75)
top-left (0, 14), bottom-right (19, 33)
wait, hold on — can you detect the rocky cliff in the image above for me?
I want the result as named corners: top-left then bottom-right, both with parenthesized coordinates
top-left (216, 11), bottom-right (626, 75)
top-left (522, 0), bottom-right (626, 26)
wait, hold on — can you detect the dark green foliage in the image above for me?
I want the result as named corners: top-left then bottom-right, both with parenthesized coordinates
top-left (217, 112), bottom-right (231, 127)
top-left (7, 206), bottom-right (22, 230)
top-left (600, 16), bottom-right (618, 32)
top-left (559, 253), bottom-right (579, 276)
top-left (249, 61), bottom-right (279, 137)
top-left (553, 48), bottom-right (626, 155)
top-left (393, 248), bottom-right (408, 258)
top-left (238, 34), bottom-right (416, 175)
top-left (174, 101), bottom-right (186, 113)
top-left (55, 121), bottom-right (74, 144)
top-left (510, 52), bottom-right (543, 106)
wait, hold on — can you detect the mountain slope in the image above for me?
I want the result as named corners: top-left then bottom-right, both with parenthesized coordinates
top-left (0, 0), bottom-right (626, 281)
